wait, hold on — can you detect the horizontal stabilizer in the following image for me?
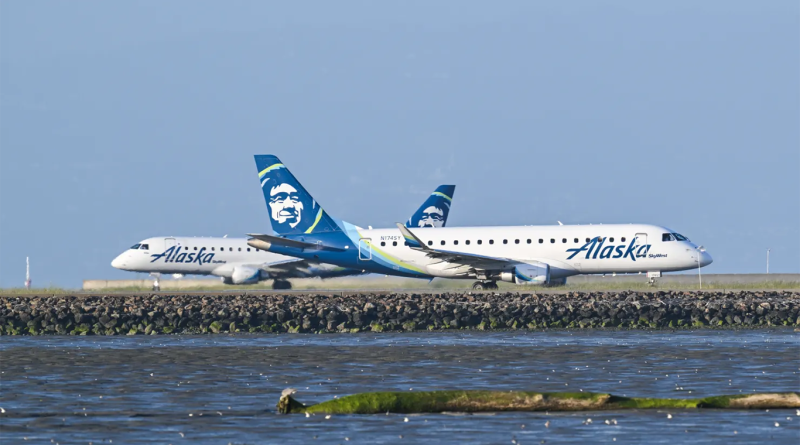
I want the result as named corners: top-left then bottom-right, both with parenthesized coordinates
top-left (246, 233), bottom-right (345, 252)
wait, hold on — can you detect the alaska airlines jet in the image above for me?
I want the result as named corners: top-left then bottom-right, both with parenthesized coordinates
top-left (247, 155), bottom-right (712, 290)
top-left (111, 184), bottom-right (456, 289)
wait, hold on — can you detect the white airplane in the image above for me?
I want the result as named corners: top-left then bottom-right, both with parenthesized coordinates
top-left (246, 155), bottom-right (713, 290)
top-left (111, 185), bottom-right (456, 289)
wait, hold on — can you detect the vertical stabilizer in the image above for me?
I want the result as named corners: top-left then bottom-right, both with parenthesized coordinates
top-left (254, 155), bottom-right (342, 236)
top-left (406, 185), bottom-right (456, 228)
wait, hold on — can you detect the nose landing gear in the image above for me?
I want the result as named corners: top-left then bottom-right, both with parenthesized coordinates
top-left (472, 281), bottom-right (498, 291)
top-left (150, 273), bottom-right (161, 291)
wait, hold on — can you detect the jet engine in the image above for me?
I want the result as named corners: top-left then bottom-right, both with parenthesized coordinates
top-left (221, 266), bottom-right (263, 285)
top-left (499, 262), bottom-right (550, 285)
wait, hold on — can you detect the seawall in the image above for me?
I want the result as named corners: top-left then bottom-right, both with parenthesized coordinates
top-left (1, 291), bottom-right (798, 335)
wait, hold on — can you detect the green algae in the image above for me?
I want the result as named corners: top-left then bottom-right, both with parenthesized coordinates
top-left (278, 390), bottom-right (800, 414)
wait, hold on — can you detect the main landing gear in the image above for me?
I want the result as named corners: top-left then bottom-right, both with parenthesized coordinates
top-left (472, 281), bottom-right (498, 291)
top-left (272, 279), bottom-right (293, 290)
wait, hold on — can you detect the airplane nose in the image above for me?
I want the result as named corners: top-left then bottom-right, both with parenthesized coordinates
top-left (699, 251), bottom-right (713, 267)
top-left (111, 254), bottom-right (126, 269)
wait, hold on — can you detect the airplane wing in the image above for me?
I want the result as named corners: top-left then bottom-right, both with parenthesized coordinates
top-left (256, 258), bottom-right (364, 279)
top-left (247, 233), bottom-right (346, 252)
top-left (396, 223), bottom-right (514, 271)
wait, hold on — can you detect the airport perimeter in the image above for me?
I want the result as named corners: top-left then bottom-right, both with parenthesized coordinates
top-left (2, 289), bottom-right (797, 336)
top-left (76, 273), bottom-right (800, 292)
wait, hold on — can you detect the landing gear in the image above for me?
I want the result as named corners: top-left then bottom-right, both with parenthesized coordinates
top-left (472, 281), bottom-right (498, 291)
top-left (150, 273), bottom-right (161, 291)
top-left (272, 279), bottom-right (293, 290)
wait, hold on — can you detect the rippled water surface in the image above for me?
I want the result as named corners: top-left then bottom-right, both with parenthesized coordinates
top-left (2, 330), bottom-right (799, 444)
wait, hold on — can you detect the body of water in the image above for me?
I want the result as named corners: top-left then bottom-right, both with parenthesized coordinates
top-left (1, 330), bottom-right (798, 444)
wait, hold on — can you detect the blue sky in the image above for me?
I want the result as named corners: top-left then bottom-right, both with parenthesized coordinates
top-left (1, 1), bottom-right (798, 288)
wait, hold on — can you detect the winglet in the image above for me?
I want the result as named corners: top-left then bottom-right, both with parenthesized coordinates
top-left (396, 223), bottom-right (429, 250)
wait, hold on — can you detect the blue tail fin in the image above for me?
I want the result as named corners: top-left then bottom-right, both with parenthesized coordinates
top-left (254, 155), bottom-right (341, 235)
top-left (406, 185), bottom-right (455, 228)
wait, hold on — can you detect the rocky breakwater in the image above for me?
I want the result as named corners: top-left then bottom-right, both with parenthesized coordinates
top-left (1, 290), bottom-right (798, 335)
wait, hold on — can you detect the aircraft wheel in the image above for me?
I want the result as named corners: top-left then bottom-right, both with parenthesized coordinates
top-left (272, 280), bottom-right (293, 290)
top-left (488, 281), bottom-right (499, 290)
top-left (472, 281), bottom-right (486, 291)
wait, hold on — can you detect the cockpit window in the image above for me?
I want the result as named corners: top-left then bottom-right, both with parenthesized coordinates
top-left (139, 244), bottom-right (149, 250)
top-left (130, 243), bottom-right (141, 250)
top-left (662, 233), bottom-right (675, 242)
top-left (672, 233), bottom-right (689, 241)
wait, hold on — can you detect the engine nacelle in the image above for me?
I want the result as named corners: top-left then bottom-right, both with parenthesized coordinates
top-left (221, 266), bottom-right (263, 285)
top-left (499, 262), bottom-right (550, 285)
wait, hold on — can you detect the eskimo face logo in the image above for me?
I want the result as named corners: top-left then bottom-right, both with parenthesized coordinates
top-left (418, 206), bottom-right (445, 228)
top-left (269, 183), bottom-right (304, 228)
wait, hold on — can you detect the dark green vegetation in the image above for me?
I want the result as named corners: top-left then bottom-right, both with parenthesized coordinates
top-left (278, 390), bottom-right (800, 414)
top-left (1, 290), bottom-right (798, 335)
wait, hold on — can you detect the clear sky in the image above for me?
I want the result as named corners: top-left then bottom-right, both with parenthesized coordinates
top-left (1, 1), bottom-right (798, 288)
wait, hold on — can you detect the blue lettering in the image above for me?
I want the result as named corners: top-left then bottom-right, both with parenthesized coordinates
top-left (186, 253), bottom-right (195, 262)
top-left (150, 246), bottom-right (175, 263)
top-left (592, 238), bottom-right (605, 259)
top-left (622, 239), bottom-right (638, 262)
top-left (204, 253), bottom-right (215, 264)
top-left (566, 237), bottom-right (658, 263)
top-left (175, 252), bottom-right (187, 263)
top-left (566, 240), bottom-right (593, 260)
top-left (193, 248), bottom-right (207, 264)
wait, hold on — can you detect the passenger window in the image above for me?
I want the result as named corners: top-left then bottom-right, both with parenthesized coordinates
top-left (574, 238), bottom-right (579, 243)
top-left (539, 239), bottom-right (543, 244)
top-left (609, 237), bottom-right (614, 242)
top-left (586, 238), bottom-right (591, 243)
top-left (621, 237), bottom-right (626, 242)
top-left (503, 239), bottom-right (508, 244)
top-left (662, 233), bottom-right (675, 242)
top-left (211, 247), bottom-right (215, 251)
top-left (477, 240), bottom-right (483, 245)
top-left (562, 238), bottom-right (567, 243)
top-left (515, 239), bottom-right (520, 244)
top-left (229, 247), bottom-right (233, 251)
top-left (238, 248), bottom-right (242, 251)
top-left (454, 240), bottom-right (459, 245)
top-left (381, 241), bottom-right (386, 247)
top-left (466, 240), bottom-right (471, 245)
top-left (489, 240), bottom-right (494, 245)
top-left (428, 241), bottom-right (433, 246)
top-left (194, 247), bottom-right (198, 250)
top-left (550, 239), bottom-right (555, 244)
top-left (441, 240), bottom-right (446, 246)
top-left (527, 239), bottom-right (531, 244)
top-left (393, 241), bottom-right (397, 246)
top-left (247, 248), bottom-right (251, 252)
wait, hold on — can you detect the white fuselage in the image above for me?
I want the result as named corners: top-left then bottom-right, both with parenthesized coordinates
top-left (352, 223), bottom-right (711, 279)
top-left (111, 236), bottom-right (286, 276)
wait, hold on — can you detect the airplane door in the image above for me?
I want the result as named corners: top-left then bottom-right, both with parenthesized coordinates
top-left (165, 237), bottom-right (176, 251)
top-left (358, 238), bottom-right (372, 261)
top-left (635, 233), bottom-right (648, 251)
